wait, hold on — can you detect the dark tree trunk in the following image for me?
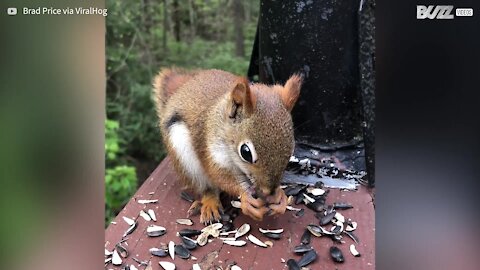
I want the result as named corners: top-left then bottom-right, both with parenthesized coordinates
top-left (188, 0), bottom-right (196, 39)
top-left (172, 0), bottom-right (181, 42)
top-left (232, 0), bottom-right (245, 57)
top-left (163, 0), bottom-right (168, 50)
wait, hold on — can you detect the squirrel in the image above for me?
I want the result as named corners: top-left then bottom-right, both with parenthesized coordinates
top-left (152, 68), bottom-right (302, 224)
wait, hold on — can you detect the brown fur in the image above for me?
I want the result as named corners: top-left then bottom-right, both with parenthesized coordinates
top-left (152, 68), bottom-right (302, 222)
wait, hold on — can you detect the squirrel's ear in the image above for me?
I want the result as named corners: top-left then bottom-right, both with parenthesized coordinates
top-left (229, 77), bottom-right (256, 119)
top-left (279, 74), bottom-right (303, 112)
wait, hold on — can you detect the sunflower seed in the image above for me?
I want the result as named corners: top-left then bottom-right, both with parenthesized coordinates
top-left (202, 223), bottom-right (223, 233)
top-left (330, 246), bottom-right (345, 262)
top-left (298, 249), bottom-right (317, 267)
top-left (263, 232), bottom-right (282, 240)
top-left (196, 231), bottom-right (209, 246)
top-left (231, 200), bottom-right (241, 208)
top-left (333, 202), bottom-right (353, 210)
top-left (159, 261), bottom-right (176, 270)
top-left (334, 212), bottom-right (345, 223)
top-left (303, 193), bottom-right (315, 204)
top-left (285, 185), bottom-right (304, 196)
top-left (307, 201), bottom-right (325, 212)
top-left (174, 244), bottom-right (191, 259)
top-left (300, 229), bottom-right (311, 245)
top-left (137, 199), bottom-right (158, 204)
top-left (307, 224), bottom-right (333, 237)
top-left (247, 234), bottom-right (267, 248)
top-left (319, 211), bottom-right (336, 225)
top-left (176, 218), bottom-right (193, 226)
top-left (293, 244), bottom-right (313, 254)
top-left (180, 191), bottom-right (194, 203)
top-left (147, 225), bottom-right (166, 237)
top-left (235, 223), bottom-right (250, 239)
top-left (179, 229), bottom-right (202, 237)
top-left (286, 259), bottom-right (300, 270)
top-left (289, 156), bottom-right (299, 163)
top-left (259, 228), bottom-right (284, 234)
top-left (230, 265), bottom-right (242, 270)
top-left (122, 216), bottom-right (135, 226)
top-left (140, 210), bottom-right (151, 221)
top-left (350, 244), bottom-right (361, 257)
top-left (345, 221), bottom-right (357, 231)
top-left (295, 208), bottom-right (305, 217)
top-left (123, 221), bottom-right (138, 237)
top-left (168, 241), bottom-right (175, 260)
top-left (223, 240), bottom-right (247, 246)
top-left (105, 257), bottom-right (111, 264)
top-left (105, 248), bottom-right (113, 256)
top-left (147, 209), bottom-right (157, 221)
top-left (115, 243), bottom-right (128, 258)
top-left (192, 264), bottom-right (201, 270)
top-left (220, 237), bottom-right (237, 241)
top-left (181, 236), bottom-right (197, 250)
top-left (307, 187), bottom-right (325, 196)
top-left (130, 265), bottom-right (138, 270)
top-left (264, 240), bottom-right (273, 247)
top-left (112, 249), bottom-right (122, 265)
top-left (150, 248), bottom-right (168, 257)
top-left (286, 205), bottom-right (302, 211)
top-left (344, 231), bottom-right (360, 244)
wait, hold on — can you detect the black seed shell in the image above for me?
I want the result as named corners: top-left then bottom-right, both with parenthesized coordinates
top-left (298, 249), bottom-right (318, 267)
top-left (333, 202), bottom-right (353, 210)
top-left (319, 211), bottom-right (336, 225)
top-left (181, 236), bottom-right (197, 250)
top-left (300, 229), bottom-right (311, 245)
top-left (286, 259), bottom-right (301, 270)
top-left (178, 229), bottom-right (202, 237)
top-left (293, 244), bottom-right (313, 254)
top-left (330, 246), bottom-right (345, 263)
top-left (174, 244), bottom-right (191, 259)
top-left (263, 232), bottom-right (282, 240)
top-left (150, 248), bottom-right (168, 257)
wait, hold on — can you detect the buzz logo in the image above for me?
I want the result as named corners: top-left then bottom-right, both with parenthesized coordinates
top-left (417, 5), bottom-right (454, 19)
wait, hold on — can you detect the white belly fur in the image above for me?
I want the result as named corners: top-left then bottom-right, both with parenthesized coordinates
top-left (168, 123), bottom-right (210, 192)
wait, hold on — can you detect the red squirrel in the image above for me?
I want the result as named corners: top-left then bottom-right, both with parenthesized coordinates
top-left (153, 68), bottom-right (302, 223)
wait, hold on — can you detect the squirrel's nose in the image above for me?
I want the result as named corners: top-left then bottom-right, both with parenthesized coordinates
top-left (260, 186), bottom-right (276, 196)
top-left (259, 186), bottom-right (273, 196)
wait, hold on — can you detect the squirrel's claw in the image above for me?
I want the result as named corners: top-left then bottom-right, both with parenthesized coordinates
top-left (267, 187), bottom-right (287, 215)
top-left (199, 194), bottom-right (223, 224)
top-left (240, 192), bottom-right (269, 221)
top-left (187, 200), bottom-right (202, 217)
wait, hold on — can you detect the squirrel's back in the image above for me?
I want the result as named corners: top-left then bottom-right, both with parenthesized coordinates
top-left (153, 69), bottom-right (236, 125)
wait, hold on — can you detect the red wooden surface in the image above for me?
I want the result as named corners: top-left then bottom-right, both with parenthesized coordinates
top-left (105, 157), bottom-right (375, 270)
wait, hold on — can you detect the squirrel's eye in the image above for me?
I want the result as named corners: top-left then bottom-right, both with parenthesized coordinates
top-left (238, 141), bottom-right (257, 164)
top-left (240, 144), bottom-right (253, 163)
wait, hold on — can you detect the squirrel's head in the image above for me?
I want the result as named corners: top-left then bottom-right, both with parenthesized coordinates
top-left (215, 74), bottom-right (303, 197)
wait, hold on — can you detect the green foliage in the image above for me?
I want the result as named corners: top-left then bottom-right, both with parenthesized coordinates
top-left (105, 165), bottom-right (137, 224)
top-left (105, 119), bottom-right (120, 161)
top-left (106, 0), bottom-right (260, 224)
top-left (105, 120), bottom-right (138, 225)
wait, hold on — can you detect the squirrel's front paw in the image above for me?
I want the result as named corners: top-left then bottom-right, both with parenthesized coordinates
top-left (240, 192), bottom-right (269, 221)
top-left (266, 187), bottom-right (287, 215)
top-left (199, 194), bottom-right (222, 224)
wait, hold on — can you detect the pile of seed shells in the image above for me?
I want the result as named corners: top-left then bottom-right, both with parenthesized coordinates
top-left (105, 156), bottom-right (364, 270)
top-left (105, 194), bottom-right (251, 270)
top-left (280, 180), bottom-right (362, 269)
top-left (288, 155), bottom-right (368, 185)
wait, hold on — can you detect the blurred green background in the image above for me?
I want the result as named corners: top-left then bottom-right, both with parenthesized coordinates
top-left (105, 0), bottom-right (260, 225)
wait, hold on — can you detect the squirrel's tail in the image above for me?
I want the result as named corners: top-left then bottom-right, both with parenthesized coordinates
top-left (152, 68), bottom-right (197, 117)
